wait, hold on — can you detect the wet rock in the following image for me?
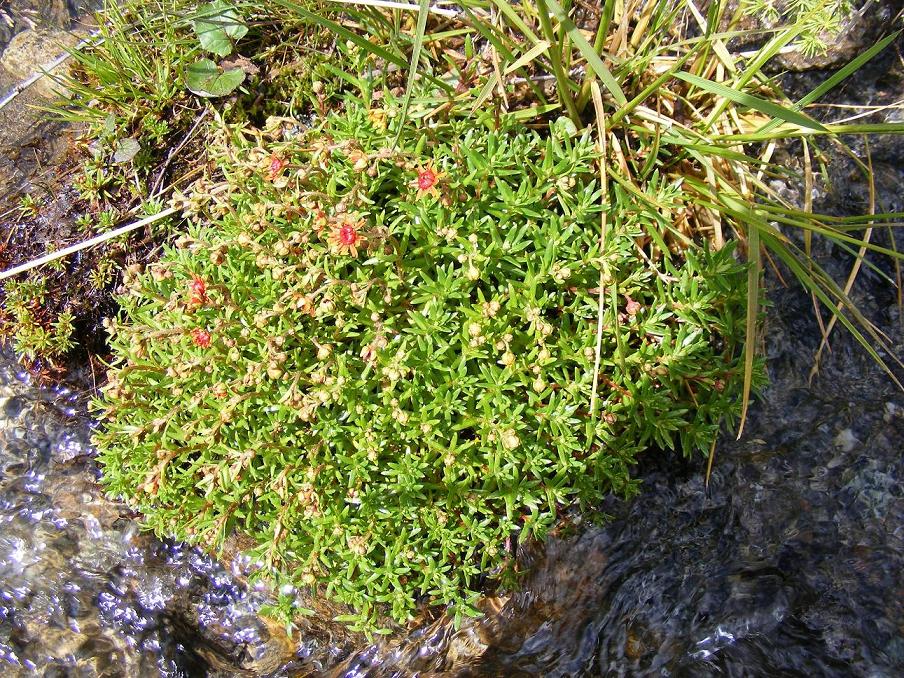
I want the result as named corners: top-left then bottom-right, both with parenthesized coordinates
top-left (5, 1), bottom-right (72, 30)
top-left (773, 0), bottom-right (901, 71)
top-left (0, 12), bottom-right (13, 56)
top-left (722, 0), bottom-right (901, 72)
top-left (0, 28), bottom-right (79, 97)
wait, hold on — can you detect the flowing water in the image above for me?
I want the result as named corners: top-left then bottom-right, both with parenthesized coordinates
top-left (1, 2), bottom-right (903, 676)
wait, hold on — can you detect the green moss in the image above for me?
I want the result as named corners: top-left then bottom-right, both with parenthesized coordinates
top-left (93, 94), bottom-right (754, 629)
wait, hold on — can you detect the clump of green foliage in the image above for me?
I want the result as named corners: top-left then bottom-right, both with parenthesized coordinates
top-left (55, 0), bottom-right (334, 205)
top-left (93, 93), bottom-right (752, 628)
top-left (0, 277), bottom-right (75, 361)
top-left (740, 0), bottom-right (853, 56)
top-left (11, 0), bottom-right (899, 633)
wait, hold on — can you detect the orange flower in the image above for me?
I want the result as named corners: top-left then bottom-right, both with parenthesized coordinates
top-left (410, 164), bottom-right (446, 200)
top-left (328, 217), bottom-right (365, 257)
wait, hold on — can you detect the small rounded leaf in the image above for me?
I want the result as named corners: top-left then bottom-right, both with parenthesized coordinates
top-left (113, 138), bottom-right (141, 163)
top-left (192, 1), bottom-right (248, 57)
top-left (186, 59), bottom-right (245, 98)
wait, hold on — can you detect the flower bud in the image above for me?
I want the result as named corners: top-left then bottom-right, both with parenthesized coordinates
top-left (501, 429), bottom-right (520, 450)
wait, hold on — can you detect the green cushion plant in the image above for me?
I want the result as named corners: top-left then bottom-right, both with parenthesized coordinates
top-left (93, 93), bottom-right (752, 629)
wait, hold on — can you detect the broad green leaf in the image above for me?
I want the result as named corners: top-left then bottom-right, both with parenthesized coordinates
top-left (193, 0), bottom-right (248, 57)
top-left (186, 58), bottom-right (245, 97)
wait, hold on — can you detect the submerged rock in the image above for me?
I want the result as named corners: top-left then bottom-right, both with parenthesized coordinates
top-left (0, 28), bottom-right (81, 98)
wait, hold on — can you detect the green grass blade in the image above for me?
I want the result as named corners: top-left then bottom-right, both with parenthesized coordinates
top-left (716, 121), bottom-right (904, 142)
top-left (756, 29), bottom-right (902, 136)
top-left (535, 0), bottom-right (581, 123)
top-left (393, 0), bottom-right (431, 143)
top-left (702, 17), bottom-right (806, 132)
top-left (545, 0), bottom-right (627, 106)
top-left (270, 0), bottom-right (407, 68)
top-left (762, 232), bottom-right (904, 389)
top-left (609, 49), bottom-right (695, 126)
top-left (488, 0), bottom-right (542, 45)
top-left (737, 218), bottom-right (760, 438)
top-left (675, 71), bottom-right (827, 132)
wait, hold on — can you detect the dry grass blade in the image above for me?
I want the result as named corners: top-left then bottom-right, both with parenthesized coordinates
top-left (704, 422), bottom-right (719, 490)
top-left (0, 207), bottom-right (178, 282)
top-left (503, 40), bottom-right (551, 75)
top-left (590, 80), bottom-right (608, 418)
top-left (802, 139), bottom-right (830, 349)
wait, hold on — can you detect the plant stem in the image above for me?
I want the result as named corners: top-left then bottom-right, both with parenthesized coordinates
top-left (535, 0), bottom-right (581, 125)
top-left (576, 0), bottom-right (614, 113)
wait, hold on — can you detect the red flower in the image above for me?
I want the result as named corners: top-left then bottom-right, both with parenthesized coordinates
top-left (327, 217), bottom-right (365, 256)
top-left (267, 154), bottom-right (288, 181)
top-left (417, 168), bottom-right (437, 191)
top-left (410, 164), bottom-right (446, 199)
top-left (191, 328), bottom-right (212, 348)
top-left (188, 275), bottom-right (207, 306)
top-left (339, 225), bottom-right (358, 246)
